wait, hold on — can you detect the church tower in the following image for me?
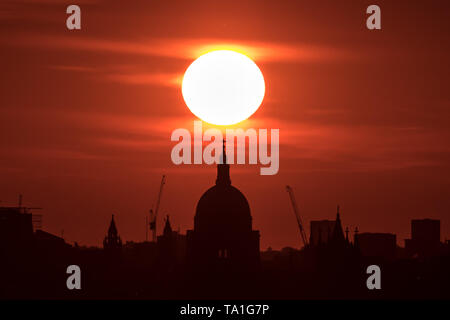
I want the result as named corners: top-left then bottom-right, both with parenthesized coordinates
top-left (163, 215), bottom-right (173, 236)
top-left (103, 214), bottom-right (122, 250)
top-left (186, 140), bottom-right (260, 271)
top-left (331, 205), bottom-right (346, 245)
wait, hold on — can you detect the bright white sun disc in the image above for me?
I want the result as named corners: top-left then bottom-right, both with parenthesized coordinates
top-left (181, 50), bottom-right (265, 126)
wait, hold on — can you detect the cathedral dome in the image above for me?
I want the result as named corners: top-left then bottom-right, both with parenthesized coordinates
top-left (195, 184), bottom-right (252, 233)
top-left (193, 140), bottom-right (252, 233)
top-left (186, 140), bottom-right (260, 270)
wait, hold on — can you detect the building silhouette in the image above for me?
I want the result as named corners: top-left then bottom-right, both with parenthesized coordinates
top-left (405, 218), bottom-right (441, 258)
top-left (1, 172), bottom-right (450, 299)
top-left (309, 206), bottom-right (351, 249)
top-left (186, 141), bottom-right (260, 271)
top-left (157, 215), bottom-right (186, 265)
top-left (330, 206), bottom-right (346, 246)
top-left (103, 214), bottom-right (122, 250)
top-left (356, 232), bottom-right (397, 260)
top-left (308, 206), bottom-right (359, 272)
top-left (0, 206), bottom-right (34, 251)
top-left (309, 219), bottom-right (335, 246)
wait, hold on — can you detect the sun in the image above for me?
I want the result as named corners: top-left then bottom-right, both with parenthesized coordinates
top-left (181, 50), bottom-right (265, 126)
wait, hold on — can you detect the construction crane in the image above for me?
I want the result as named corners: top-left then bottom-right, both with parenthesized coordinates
top-left (149, 175), bottom-right (166, 242)
top-left (286, 185), bottom-right (309, 248)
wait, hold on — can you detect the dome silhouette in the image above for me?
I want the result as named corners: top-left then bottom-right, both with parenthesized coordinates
top-left (186, 140), bottom-right (260, 271)
top-left (195, 184), bottom-right (252, 233)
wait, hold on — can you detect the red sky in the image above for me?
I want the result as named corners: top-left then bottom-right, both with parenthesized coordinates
top-left (1, 0), bottom-right (449, 249)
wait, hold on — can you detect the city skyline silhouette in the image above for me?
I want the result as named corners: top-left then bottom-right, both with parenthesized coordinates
top-left (1, 157), bottom-right (450, 299)
top-left (1, 0), bottom-right (450, 300)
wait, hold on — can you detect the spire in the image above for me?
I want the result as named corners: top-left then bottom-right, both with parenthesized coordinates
top-left (104, 214), bottom-right (122, 249)
top-left (354, 227), bottom-right (359, 249)
top-left (108, 214), bottom-right (117, 235)
top-left (331, 205), bottom-right (345, 244)
top-left (163, 215), bottom-right (172, 236)
top-left (345, 226), bottom-right (349, 242)
top-left (216, 139), bottom-right (231, 186)
top-left (222, 138), bottom-right (227, 164)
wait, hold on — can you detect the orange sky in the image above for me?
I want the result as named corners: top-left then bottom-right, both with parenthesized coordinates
top-left (1, 0), bottom-right (449, 249)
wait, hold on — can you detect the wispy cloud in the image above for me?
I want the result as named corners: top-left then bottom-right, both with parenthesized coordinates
top-left (7, 34), bottom-right (352, 63)
top-left (49, 65), bottom-right (97, 72)
top-left (49, 64), bottom-right (182, 87)
top-left (105, 72), bottom-right (182, 87)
